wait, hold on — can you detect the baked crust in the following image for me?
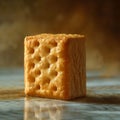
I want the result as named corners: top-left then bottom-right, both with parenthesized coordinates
top-left (24, 34), bottom-right (86, 100)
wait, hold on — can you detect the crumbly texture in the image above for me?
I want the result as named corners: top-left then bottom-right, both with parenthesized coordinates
top-left (24, 34), bottom-right (86, 100)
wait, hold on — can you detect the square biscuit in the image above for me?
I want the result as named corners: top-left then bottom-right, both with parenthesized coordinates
top-left (24, 34), bottom-right (86, 100)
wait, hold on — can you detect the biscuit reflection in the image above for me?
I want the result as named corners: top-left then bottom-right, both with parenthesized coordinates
top-left (24, 98), bottom-right (65, 120)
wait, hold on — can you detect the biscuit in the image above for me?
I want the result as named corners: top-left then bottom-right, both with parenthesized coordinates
top-left (24, 34), bottom-right (86, 100)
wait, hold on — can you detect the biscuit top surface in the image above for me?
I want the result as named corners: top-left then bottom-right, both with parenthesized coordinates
top-left (25, 34), bottom-right (85, 40)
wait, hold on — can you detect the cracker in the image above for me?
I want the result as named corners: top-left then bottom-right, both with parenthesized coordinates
top-left (24, 34), bottom-right (86, 100)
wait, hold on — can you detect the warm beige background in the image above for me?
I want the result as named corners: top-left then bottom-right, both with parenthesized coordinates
top-left (0, 0), bottom-right (119, 75)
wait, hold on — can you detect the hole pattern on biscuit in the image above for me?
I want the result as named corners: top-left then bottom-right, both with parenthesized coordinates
top-left (36, 84), bottom-right (40, 89)
top-left (42, 77), bottom-right (50, 84)
top-left (48, 55), bottom-right (57, 63)
top-left (35, 56), bottom-right (41, 62)
top-left (30, 62), bottom-right (35, 68)
top-left (35, 69), bottom-right (41, 76)
top-left (41, 46), bottom-right (50, 56)
top-left (41, 77), bottom-right (51, 89)
top-left (52, 85), bottom-right (57, 91)
top-left (29, 75), bottom-right (35, 82)
top-left (27, 39), bottom-right (61, 94)
top-left (52, 42), bottom-right (57, 47)
top-left (34, 41), bottom-right (39, 47)
top-left (41, 61), bottom-right (50, 69)
top-left (49, 70), bottom-right (58, 78)
top-left (29, 48), bottom-right (34, 54)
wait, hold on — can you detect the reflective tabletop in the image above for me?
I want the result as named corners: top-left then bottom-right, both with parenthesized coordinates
top-left (0, 69), bottom-right (120, 120)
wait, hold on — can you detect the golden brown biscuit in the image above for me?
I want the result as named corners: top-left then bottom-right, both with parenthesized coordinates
top-left (24, 34), bottom-right (86, 100)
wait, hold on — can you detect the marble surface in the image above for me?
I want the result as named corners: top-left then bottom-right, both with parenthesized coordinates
top-left (0, 69), bottom-right (120, 120)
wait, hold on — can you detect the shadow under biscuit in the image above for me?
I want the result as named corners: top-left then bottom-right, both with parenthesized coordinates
top-left (73, 88), bottom-right (120, 104)
top-left (73, 95), bottom-right (120, 104)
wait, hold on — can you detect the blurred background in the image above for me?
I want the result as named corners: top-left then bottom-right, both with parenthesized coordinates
top-left (0, 0), bottom-right (119, 76)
